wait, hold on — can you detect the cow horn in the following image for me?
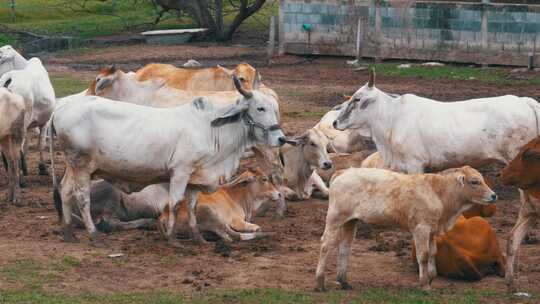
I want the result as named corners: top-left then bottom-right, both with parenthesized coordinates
top-left (109, 64), bottom-right (117, 73)
top-left (233, 75), bottom-right (253, 99)
top-left (368, 68), bottom-right (376, 88)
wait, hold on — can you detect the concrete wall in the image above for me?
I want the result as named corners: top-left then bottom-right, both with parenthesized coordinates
top-left (279, 0), bottom-right (540, 66)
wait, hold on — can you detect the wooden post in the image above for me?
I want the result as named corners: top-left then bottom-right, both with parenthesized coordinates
top-left (481, 0), bottom-right (490, 66)
top-left (528, 52), bottom-right (535, 70)
top-left (10, 0), bottom-right (16, 22)
top-left (374, 0), bottom-right (382, 62)
top-left (278, 1), bottom-right (285, 55)
top-left (268, 15), bottom-right (276, 65)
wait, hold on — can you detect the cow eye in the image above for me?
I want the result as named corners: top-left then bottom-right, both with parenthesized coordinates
top-left (310, 142), bottom-right (316, 147)
top-left (470, 179), bottom-right (480, 185)
top-left (257, 107), bottom-right (265, 112)
top-left (261, 177), bottom-right (268, 182)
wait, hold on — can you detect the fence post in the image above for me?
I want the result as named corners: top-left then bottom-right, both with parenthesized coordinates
top-left (268, 15), bottom-right (277, 64)
top-left (481, 0), bottom-right (490, 66)
top-left (10, 0), bottom-right (16, 22)
top-left (374, 0), bottom-right (382, 62)
top-left (278, 1), bottom-right (285, 55)
top-left (356, 17), bottom-right (363, 60)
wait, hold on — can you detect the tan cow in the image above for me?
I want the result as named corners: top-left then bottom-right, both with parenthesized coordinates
top-left (135, 62), bottom-right (257, 91)
top-left (157, 168), bottom-right (283, 242)
top-left (315, 166), bottom-right (497, 291)
top-left (0, 88), bottom-right (26, 206)
top-left (500, 136), bottom-right (540, 290)
top-left (280, 128), bottom-right (333, 200)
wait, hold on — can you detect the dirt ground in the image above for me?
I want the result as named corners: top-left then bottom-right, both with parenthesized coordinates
top-left (1, 43), bottom-right (540, 298)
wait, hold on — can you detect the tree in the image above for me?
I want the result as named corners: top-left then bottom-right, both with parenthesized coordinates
top-left (152, 0), bottom-right (266, 41)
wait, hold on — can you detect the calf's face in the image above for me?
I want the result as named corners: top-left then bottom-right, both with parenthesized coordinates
top-left (501, 137), bottom-right (540, 189)
top-left (288, 129), bottom-right (332, 170)
top-left (458, 166), bottom-right (497, 205)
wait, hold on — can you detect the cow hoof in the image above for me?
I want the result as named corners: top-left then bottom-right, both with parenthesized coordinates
top-left (314, 285), bottom-right (326, 292)
top-left (339, 281), bottom-right (353, 290)
top-left (19, 180), bottom-right (26, 188)
top-left (63, 233), bottom-right (78, 243)
top-left (421, 285), bottom-right (432, 292)
top-left (38, 164), bottom-right (49, 176)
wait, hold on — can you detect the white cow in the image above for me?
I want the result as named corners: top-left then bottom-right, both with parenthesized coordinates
top-left (50, 77), bottom-right (285, 245)
top-left (334, 70), bottom-right (540, 173)
top-left (0, 45), bottom-right (27, 76)
top-left (0, 88), bottom-right (26, 205)
top-left (0, 57), bottom-right (55, 175)
top-left (314, 104), bottom-right (370, 153)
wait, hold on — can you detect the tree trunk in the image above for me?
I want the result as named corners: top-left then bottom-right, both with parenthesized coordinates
top-left (214, 0), bottom-right (224, 40)
top-left (223, 0), bottom-right (266, 41)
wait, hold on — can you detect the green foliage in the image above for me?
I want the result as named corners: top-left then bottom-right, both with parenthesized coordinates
top-left (50, 74), bottom-right (90, 97)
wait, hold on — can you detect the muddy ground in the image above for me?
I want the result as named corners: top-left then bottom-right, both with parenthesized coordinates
top-left (1, 43), bottom-right (540, 298)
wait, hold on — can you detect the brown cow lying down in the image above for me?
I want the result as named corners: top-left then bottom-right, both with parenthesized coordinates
top-left (135, 62), bottom-right (257, 91)
top-left (157, 168), bottom-right (283, 242)
top-left (65, 169), bottom-right (282, 240)
top-left (501, 135), bottom-right (540, 290)
top-left (315, 166), bottom-right (497, 291)
top-left (411, 212), bottom-right (505, 281)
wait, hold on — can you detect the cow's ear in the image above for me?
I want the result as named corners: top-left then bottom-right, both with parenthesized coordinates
top-left (521, 149), bottom-right (540, 161)
top-left (456, 174), bottom-right (465, 187)
top-left (211, 101), bottom-right (249, 127)
top-left (252, 71), bottom-right (262, 90)
top-left (3, 77), bottom-right (12, 88)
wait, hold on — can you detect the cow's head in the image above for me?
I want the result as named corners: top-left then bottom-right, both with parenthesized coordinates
top-left (219, 63), bottom-right (258, 91)
top-left (501, 136), bottom-right (540, 192)
top-left (333, 69), bottom-right (380, 137)
top-left (286, 129), bottom-right (332, 170)
top-left (211, 76), bottom-right (286, 148)
top-left (0, 45), bottom-right (18, 75)
top-left (455, 166), bottom-right (497, 205)
top-left (231, 168), bottom-right (282, 203)
top-left (88, 64), bottom-right (164, 100)
top-left (88, 65), bottom-right (118, 96)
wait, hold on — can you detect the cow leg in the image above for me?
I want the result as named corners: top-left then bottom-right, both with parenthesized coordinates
top-left (315, 223), bottom-right (340, 292)
top-left (307, 171), bottom-right (329, 199)
top-left (280, 185), bottom-right (300, 201)
top-left (60, 168), bottom-right (78, 242)
top-left (186, 188), bottom-right (206, 244)
top-left (1, 152), bottom-right (7, 172)
top-left (103, 218), bottom-right (156, 231)
top-left (427, 233), bottom-right (437, 281)
top-left (413, 225), bottom-right (431, 291)
top-left (37, 126), bottom-right (48, 176)
top-left (166, 174), bottom-right (189, 243)
top-left (336, 219), bottom-right (357, 290)
top-left (1, 139), bottom-right (22, 206)
top-left (506, 207), bottom-right (537, 290)
top-left (20, 138), bottom-right (28, 176)
top-left (71, 173), bottom-right (101, 245)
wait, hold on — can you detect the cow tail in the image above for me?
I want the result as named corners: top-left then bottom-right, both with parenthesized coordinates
top-left (224, 225), bottom-right (274, 241)
top-left (48, 116), bottom-right (62, 222)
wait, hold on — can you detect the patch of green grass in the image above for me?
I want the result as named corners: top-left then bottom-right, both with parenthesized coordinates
top-left (0, 290), bottom-right (184, 304)
top-left (193, 288), bottom-right (314, 304)
top-left (1, 259), bottom-right (44, 290)
top-left (50, 74), bottom-right (89, 97)
top-left (369, 63), bottom-right (503, 82)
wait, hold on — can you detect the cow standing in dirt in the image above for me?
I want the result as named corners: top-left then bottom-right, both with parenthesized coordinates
top-left (500, 136), bottom-right (540, 291)
top-left (0, 88), bottom-right (26, 206)
top-left (315, 166), bottom-right (497, 291)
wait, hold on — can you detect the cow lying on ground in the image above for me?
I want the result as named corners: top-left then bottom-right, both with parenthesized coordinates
top-left (158, 168), bottom-right (283, 241)
top-left (135, 62), bottom-right (257, 91)
top-left (362, 151), bottom-right (503, 281)
top-left (280, 129), bottom-right (333, 200)
top-left (501, 136), bottom-right (540, 290)
top-left (50, 76), bottom-right (285, 246)
top-left (334, 69), bottom-right (540, 174)
top-left (0, 56), bottom-right (55, 176)
top-left (314, 103), bottom-right (372, 153)
top-left (66, 168), bottom-right (282, 241)
top-left (0, 88), bottom-right (26, 205)
top-left (315, 166), bottom-right (497, 291)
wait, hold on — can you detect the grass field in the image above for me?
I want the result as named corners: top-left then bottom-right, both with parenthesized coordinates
top-left (0, 0), bottom-right (278, 47)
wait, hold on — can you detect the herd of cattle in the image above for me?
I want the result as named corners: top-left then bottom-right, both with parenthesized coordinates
top-left (1, 44), bottom-right (540, 292)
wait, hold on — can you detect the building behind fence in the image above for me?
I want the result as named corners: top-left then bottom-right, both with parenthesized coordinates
top-left (279, 0), bottom-right (540, 66)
